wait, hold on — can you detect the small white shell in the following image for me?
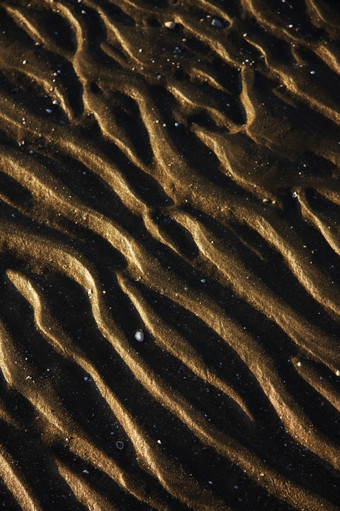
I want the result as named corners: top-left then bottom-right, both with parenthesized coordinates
top-left (165, 21), bottom-right (176, 30)
top-left (211, 18), bottom-right (223, 28)
top-left (135, 329), bottom-right (144, 342)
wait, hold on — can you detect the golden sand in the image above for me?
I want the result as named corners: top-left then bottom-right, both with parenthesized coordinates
top-left (0, 1), bottom-right (339, 510)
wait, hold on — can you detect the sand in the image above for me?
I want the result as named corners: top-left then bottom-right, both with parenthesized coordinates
top-left (0, 0), bottom-right (339, 510)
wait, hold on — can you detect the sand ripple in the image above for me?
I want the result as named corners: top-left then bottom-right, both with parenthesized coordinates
top-left (0, 1), bottom-right (339, 510)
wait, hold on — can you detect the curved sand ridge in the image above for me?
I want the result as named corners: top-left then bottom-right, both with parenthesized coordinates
top-left (0, 1), bottom-right (339, 510)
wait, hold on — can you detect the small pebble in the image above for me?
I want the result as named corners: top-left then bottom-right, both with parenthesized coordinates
top-left (116, 441), bottom-right (124, 450)
top-left (292, 191), bottom-right (298, 198)
top-left (211, 18), bottom-right (223, 28)
top-left (135, 329), bottom-right (144, 342)
top-left (165, 21), bottom-right (176, 30)
top-left (336, 370), bottom-right (340, 376)
top-left (83, 470), bottom-right (89, 474)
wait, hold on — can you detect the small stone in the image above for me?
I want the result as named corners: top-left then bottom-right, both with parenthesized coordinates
top-left (211, 18), bottom-right (223, 28)
top-left (174, 122), bottom-right (180, 127)
top-left (310, 70), bottom-right (316, 75)
top-left (336, 370), bottom-right (340, 376)
top-left (165, 21), bottom-right (176, 30)
top-left (83, 470), bottom-right (89, 474)
top-left (84, 376), bottom-right (89, 381)
top-left (297, 361), bottom-right (302, 367)
top-left (116, 441), bottom-right (124, 450)
top-left (292, 191), bottom-right (298, 198)
top-left (135, 329), bottom-right (144, 342)
top-left (45, 108), bottom-right (52, 114)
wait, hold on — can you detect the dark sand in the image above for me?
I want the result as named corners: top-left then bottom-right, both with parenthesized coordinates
top-left (0, 0), bottom-right (339, 510)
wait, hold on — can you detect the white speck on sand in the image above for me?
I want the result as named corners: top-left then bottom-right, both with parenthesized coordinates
top-left (165, 21), bottom-right (176, 30)
top-left (212, 18), bottom-right (223, 28)
top-left (135, 329), bottom-right (144, 342)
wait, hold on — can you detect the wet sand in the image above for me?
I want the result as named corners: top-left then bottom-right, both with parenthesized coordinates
top-left (0, 0), bottom-right (339, 510)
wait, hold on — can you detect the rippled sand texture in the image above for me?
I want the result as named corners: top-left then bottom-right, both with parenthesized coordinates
top-left (0, 0), bottom-right (339, 509)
